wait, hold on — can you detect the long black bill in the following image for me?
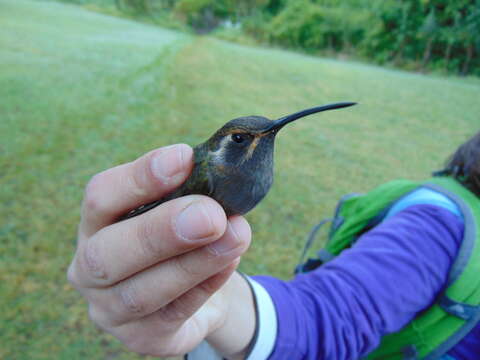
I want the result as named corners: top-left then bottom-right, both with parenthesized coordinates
top-left (262, 102), bottom-right (357, 133)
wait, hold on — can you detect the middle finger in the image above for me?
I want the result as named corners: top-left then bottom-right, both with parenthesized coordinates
top-left (72, 195), bottom-right (227, 289)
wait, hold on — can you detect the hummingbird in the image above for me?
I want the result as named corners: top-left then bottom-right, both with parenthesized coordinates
top-left (121, 102), bottom-right (356, 220)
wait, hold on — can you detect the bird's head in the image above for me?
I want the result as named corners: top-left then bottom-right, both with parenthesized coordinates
top-left (205, 102), bottom-right (357, 171)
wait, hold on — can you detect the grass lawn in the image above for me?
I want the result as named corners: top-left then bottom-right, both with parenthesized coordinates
top-left (1, 0), bottom-right (479, 358)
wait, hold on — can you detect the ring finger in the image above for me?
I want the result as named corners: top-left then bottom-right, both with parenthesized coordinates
top-left (85, 216), bottom-right (250, 327)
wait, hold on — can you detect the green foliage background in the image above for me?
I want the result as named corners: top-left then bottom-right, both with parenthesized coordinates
top-left (1, 0), bottom-right (479, 359)
top-left (106, 0), bottom-right (480, 76)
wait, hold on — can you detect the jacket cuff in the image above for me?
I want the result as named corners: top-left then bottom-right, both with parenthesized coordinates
top-left (243, 276), bottom-right (278, 360)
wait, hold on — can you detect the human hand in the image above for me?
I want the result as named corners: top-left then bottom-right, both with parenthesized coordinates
top-left (67, 144), bottom-right (252, 357)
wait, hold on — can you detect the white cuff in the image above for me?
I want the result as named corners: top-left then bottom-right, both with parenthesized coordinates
top-left (245, 277), bottom-right (278, 360)
top-left (185, 277), bottom-right (278, 360)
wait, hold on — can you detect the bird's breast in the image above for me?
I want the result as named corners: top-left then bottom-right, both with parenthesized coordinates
top-left (211, 164), bottom-right (273, 216)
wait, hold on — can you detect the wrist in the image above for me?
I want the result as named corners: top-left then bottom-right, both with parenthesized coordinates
top-left (206, 271), bottom-right (256, 359)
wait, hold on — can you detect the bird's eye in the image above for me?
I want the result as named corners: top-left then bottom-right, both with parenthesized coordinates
top-left (231, 133), bottom-right (247, 143)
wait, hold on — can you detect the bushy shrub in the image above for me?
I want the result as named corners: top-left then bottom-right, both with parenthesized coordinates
top-left (265, 0), bottom-right (371, 52)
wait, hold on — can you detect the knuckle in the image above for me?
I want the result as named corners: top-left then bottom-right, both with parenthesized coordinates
top-left (118, 279), bottom-right (146, 316)
top-left (81, 239), bottom-right (107, 281)
top-left (83, 172), bottom-right (107, 214)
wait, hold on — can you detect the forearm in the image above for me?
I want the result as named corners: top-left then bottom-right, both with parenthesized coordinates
top-left (207, 272), bottom-right (256, 359)
top-left (253, 205), bottom-right (463, 359)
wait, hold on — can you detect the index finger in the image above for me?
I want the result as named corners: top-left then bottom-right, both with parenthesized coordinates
top-left (80, 144), bottom-right (193, 238)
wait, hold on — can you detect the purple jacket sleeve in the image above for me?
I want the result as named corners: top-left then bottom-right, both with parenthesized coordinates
top-left (252, 204), bottom-right (464, 360)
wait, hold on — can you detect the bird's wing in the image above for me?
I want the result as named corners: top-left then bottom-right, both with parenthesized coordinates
top-left (168, 144), bottom-right (214, 199)
top-left (185, 145), bottom-right (214, 196)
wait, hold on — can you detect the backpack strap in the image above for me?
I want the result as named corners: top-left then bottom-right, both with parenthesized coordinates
top-left (423, 182), bottom-right (474, 287)
top-left (294, 217), bottom-right (333, 274)
top-left (419, 180), bottom-right (480, 359)
top-left (386, 187), bottom-right (463, 220)
top-left (295, 193), bottom-right (363, 274)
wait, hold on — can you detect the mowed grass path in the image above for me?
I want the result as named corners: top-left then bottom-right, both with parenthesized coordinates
top-left (1, 0), bottom-right (479, 358)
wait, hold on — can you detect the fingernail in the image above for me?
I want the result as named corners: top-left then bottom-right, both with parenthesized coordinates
top-left (175, 201), bottom-right (220, 241)
top-left (150, 144), bottom-right (189, 184)
top-left (207, 222), bottom-right (241, 256)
